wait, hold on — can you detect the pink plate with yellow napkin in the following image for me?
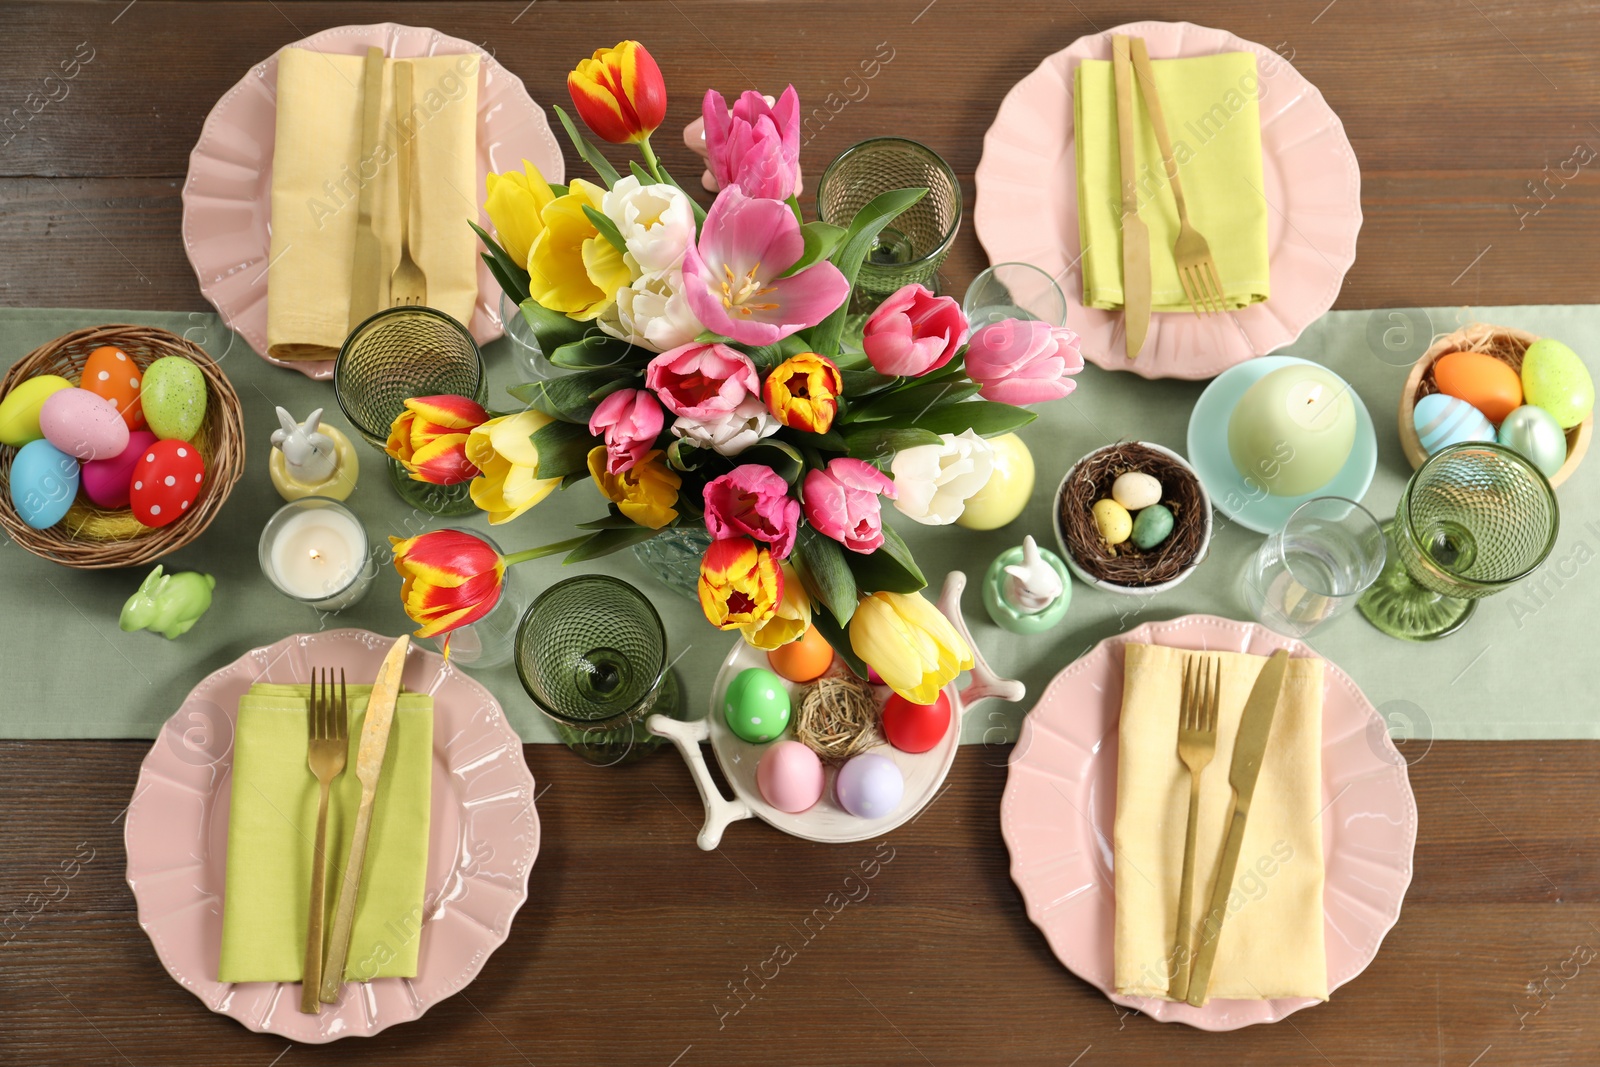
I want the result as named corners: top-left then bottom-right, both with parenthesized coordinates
top-left (973, 21), bottom-right (1361, 380)
top-left (124, 629), bottom-right (540, 1042)
top-left (1001, 614), bottom-right (1416, 1030)
top-left (181, 22), bottom-right (564, 379)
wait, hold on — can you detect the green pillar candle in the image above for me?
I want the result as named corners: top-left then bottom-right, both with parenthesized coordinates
top-left (1227, 364), bottom-right (1357, 496)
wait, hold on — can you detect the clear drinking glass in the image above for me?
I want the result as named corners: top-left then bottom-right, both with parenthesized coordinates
top-left (1242, 497), bottom-right (1387, 638)
top-left (963, 262), bottom-right (1068, 328)
top-left (515, 575), bottom-right (685, 766)
top-left (817, 137), bottom-right (962, 306)
top-left (334, 306), bottom-right (487, 516)
top-left (418, 529), bottom-right (523, 670)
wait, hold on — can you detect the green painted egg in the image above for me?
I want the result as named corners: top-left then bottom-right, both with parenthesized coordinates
top-left (1521, 339), bottom-right (1594, 429)
top-left (0, 374), bottom-right (72, 446)
top-left (723, 667), bottom-right (791, 743)
top-left (140, 356), bottom-right (207, 441)
top-left (1131, 503), bottom-right (1175, 549)
top-left (1497, 404), bottom-right (1567, 478)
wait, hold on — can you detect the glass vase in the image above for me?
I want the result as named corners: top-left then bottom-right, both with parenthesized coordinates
top-left (631, 524), bottom-right (714, 602)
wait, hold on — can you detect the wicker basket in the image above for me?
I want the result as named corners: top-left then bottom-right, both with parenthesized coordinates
top-left (0, 324), bottom-right (245, 569)
top-left (1398, 323), bottom-right (1591, 489)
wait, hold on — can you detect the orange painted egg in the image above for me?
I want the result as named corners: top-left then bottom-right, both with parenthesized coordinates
top-left (1434, 351), bottom-right (1523, 425)
top-left (766, 625), bottom-right (834, 683)
top-left (82, 345), bottom-right (145, 430)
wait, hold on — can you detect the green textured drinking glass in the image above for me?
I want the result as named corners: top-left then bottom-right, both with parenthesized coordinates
top-left (1358, 442), bottom-right (1559, 640)
top-left (515, 575), bottom-right (685, 766)
top-left (334, 306), bottom-right (486, 516)
top-left (817, 137), bottom-right (962, 307)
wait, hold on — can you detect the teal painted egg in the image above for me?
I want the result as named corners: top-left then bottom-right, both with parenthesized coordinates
top-left (1497, 404), bottom-right (1567, 478)
top-left (723, 667), bottom-right (791, 743)
top-left (1131, 503), bottom-right (1175, 549)
top-left (9, 439), bottom-right (79, 529)
top-left (1413, 393), bottom-right (1494, 455)
top-left (139, 356), bottom-right (207, 441)
top-left (1521, 339), bottom-right (1594, 429)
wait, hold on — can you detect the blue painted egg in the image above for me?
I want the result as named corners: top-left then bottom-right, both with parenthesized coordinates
top-left (9, 439), bottom-right (80, 528)
top-left (1413, 393), bottom-right (1495, 455)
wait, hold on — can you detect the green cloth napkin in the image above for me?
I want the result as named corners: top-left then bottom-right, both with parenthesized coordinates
top-left (218, 684), bottom-right (433, 984)
top-left (1075, 51), bottom-right (1270, 311)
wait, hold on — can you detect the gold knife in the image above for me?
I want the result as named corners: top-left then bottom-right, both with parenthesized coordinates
top-left (1185, 649), bottom-right (1290, 1006)
top-left (318, 634), bottom-right (410, 1002)
top-left (348, 46), bottom-right (388, 330)
top-left (1112, 35), bottom-right (1152, 360)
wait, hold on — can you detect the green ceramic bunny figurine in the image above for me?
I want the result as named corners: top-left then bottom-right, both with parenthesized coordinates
top-left (119, 565), bottom-right (215, 639)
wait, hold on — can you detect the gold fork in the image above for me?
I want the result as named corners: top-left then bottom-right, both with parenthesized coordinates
top-left (299, 667), bottom-right (348, 1014)
top-left (1168, 652), bottom-right (1220, 1001)
top-left (389, 60), bottom-right (428, 307)
top-left (1128, 37), bottom-right (1227, 316)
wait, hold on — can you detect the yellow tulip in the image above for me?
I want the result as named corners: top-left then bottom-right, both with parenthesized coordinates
top-left (740, 563), bottom-right (811, 650)
top-left (484, 161), bottom-right (556, 269)
top-left (849, 589), bottom-right (973, 704)
top-left (527, 179), bottom-right (630, 320)
top-left (465, 410), bottom-right (562, 524)
top-left (587, 446), bottom-right (681, 529)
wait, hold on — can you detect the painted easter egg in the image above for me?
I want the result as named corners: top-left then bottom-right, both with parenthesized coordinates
top-left (1521, 339), bottom-right (1594, 429)
top-left (81, 429), bottom-right (158, 510)
top-left (1413, 393), bottom-right (1495, 456)
top-left (956, 432), bottom-right (1035, 530)
top-left (129, 439), bottom-right (205, 528)
top-left (723, 667), bottom-right (791, 744)
top-left (1497, 405), bottom-right (1568, 479)
top-left (0, 374), bottom-right (73, 446)
top-left (766, 625), bottom-right (834, 683)
top-left (1092, 498), bottom-right (1133, 545)
top-left (1131, 503), bottom-right (1176, 550)
top-left (835, 753), bottom-right (904, 819)
top-left (139, 356), bottom-right (207, 441)
top-left (82, 345), bottom-right (145, 430)
top-left (39, 387), bottom-right (129, 461)
top-left (756, 740), bottom-right (825, 813)
top-left (1433, 351), bottom-right (1523, 424)
top-left (8, 439), bottom-right (79, 529)
top-left (881, 690), bottom-right (952, 754)
top-left (1111, 470), bottom-right (1163, 511)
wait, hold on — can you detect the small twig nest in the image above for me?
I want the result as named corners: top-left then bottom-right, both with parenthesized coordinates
top-left (795, 673), bottom-right (879, 761)
top-left (1058, 441), bottom-right (1206, 587)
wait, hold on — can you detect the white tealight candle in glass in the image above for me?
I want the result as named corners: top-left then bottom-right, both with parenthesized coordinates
top-left (258, 498), bottom-right (376, 611)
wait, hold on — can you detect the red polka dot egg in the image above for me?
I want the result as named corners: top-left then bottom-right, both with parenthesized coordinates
top-left (81, 345), bottom-right (145, 430)
top-left (130, 439), bottom-right (204, 528)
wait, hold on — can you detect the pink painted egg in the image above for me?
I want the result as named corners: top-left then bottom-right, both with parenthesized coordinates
top-left (81, 429), bottom-right (157, 510)
top-left (81, 345), bottom-right (145, 430)
top-left (756, 740), bottom-right (825, 814)
top-left (129, 439), bottom-right (205, 528)
top-left (38, 387), bottom-right (129, 460)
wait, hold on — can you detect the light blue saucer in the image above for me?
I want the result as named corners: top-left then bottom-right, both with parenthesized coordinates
top-left (1185, 355), bottom-right (1378, 535)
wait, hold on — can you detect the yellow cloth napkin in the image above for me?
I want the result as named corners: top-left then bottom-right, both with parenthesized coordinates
top-left (219, 683), bottom-right (433, 983)
top-left (267, 48), bottom-right (481, 361)
top-left (1113, 644), bottom-right (1327, 1001)
top-left (1074, 52), bottom-right (1270, 311)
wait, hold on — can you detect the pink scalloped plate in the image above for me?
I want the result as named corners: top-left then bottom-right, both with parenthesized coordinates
top-left (1001, 615), bottom-right (1415, 1030)
top-left (124, 629), bottom-right (540, 1042)
top-left (181, 23), bottom-right (564, 380)
top-left (973, 21), bottom-right (1362, 380)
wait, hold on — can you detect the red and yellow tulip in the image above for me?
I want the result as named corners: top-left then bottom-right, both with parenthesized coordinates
top-left (385, 395), bottom-right (490, 485)
top-left (567, 40), bottom-right (667, 145)
top-left (762, 352), bottom-right (843, 433)
top-left (390, 529), bottom-right (506, 654)
top-left (739, 562), bottom-right (811, 650)
top-left (698, 536), bottom-right (783, 630)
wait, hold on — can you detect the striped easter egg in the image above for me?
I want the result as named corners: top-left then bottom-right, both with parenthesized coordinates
top-left (1414, 392), bottom-right (1496, 455)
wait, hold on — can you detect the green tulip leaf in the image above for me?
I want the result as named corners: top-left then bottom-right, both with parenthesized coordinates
top-left (841, 425), bottom-right (943, 468)
top-left (509, 370), bottom-right (633, 424)
top-left (582, 204), bottom-right (629, 256)
top-left (549, 333), bottom-right (647, 371)
top-left (576, 507), bottom-right (642, 530)
top-left (564, 525), bottom-right (662, 563)
top-left (806, 187), bottom-right (929, 355)
top-left (780, 221), bottom-right (848, 278)
top-left (470, 222), bottom-right (531, 304)
top-left (530, 420), bottom-right (600, 479)
top-left (839, 368), bottom-right (899, 398)
top-left (553, 105), bottom-right (622, 188)
top-left (793, 526), bottom-right (859, 626)
top-left (740, 439), bottom-right (805, 484)
top-left (843, 522), bottom-right (926, 594)
top-left (666, 437), bottom-right (708, 472)
top-left (809, 607), bottom-right (869, 679)
top-left (518, 297), bottom-right (588, 354)
top-left (892, 399), bottom-right (1037, 438)
top-left (843, 379), bottom-right (980, 425)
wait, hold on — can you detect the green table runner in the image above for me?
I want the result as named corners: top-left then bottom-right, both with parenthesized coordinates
top-left (2, 306), bottom-right (1595, 741)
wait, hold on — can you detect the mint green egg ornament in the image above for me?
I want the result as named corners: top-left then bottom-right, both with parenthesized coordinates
top-left (1521, 339), bottom-right (1594, 430)
top-left (140, 356), bottom-right (208, 441)
top-left (1131, 503), bottom-right (1175, 549)
top-left (723, 667), bottom-right (791, 743)
top-left (1497, 404), bottom-right (1567, 478)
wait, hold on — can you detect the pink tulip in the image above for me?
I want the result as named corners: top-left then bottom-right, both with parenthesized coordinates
top-left (645, 342), bottom-right (761, 420)
top-left (702, 87), bottom-right (802, 201)
top-left (861, 283), bottom-right (968, 377)
top-left (587, 388), bottom-right (664, 474)
top-left (681, 185), bottom-right (849, 346)
top-left (802, 458), bottom-right (897, 554)
top-left (964, 319), bottom-right (1084, 405)
top-left (703, 464), bottom-right (802, 560)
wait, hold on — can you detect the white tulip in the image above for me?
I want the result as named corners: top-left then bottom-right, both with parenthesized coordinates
top-left (671, 396), bottom-right (781, 456)
top-left (890, 429), bottom-right (996, 525)
top-left (598, 267), bottom-right (704, 353)
top-left (601, 176), bottom-right (696, 273)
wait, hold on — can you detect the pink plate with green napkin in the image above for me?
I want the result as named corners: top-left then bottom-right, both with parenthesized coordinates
top-left (1001, 614), bottom-right (1416, 1030)
top-left (124, 629), bottom-right (539, 1042)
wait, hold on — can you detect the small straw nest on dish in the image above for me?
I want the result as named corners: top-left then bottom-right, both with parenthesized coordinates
top-left (1058, 441), bottom-right (1206, 587)
top-left (795, 673), bottom-right (880, 761)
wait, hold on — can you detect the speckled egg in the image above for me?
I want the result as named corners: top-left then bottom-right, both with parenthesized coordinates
top-left (1497, 405), bottom-right (1568, 478)
top-left (8, 439), bottom-right (79, 529)
top-left (0, 374), bottom-right (73, 446)
top-left (835, 753), bottom-right (904, 820)
top-left (129, 439), bottom-right (205, 528)
top-left (1131, 503), bottom-right (1176, 549)
top-left (139, 356), bottom-right (207, 441)
top-left (1413, 393), bottom-right (1495, 455)
top-left (1111, 470), bottom-right (1162, 511)
top-left (81, 345), bottom-right (145, 430)
top-left (81, 429), bottom-right (157, 510)
top-left (756, 740), bottom-right (825, 813)
top-left (1521, 339), bottom-right (1594, 429)
top-left (1433, 351), bottom-right (1523, 424)
top-left (723, 667), bottom-right (791, 743)
top-left (1092, 498), bottom-right (1133, 545)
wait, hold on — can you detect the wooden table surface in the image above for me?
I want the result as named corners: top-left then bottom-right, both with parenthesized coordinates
top-left (3, 2), bottom-right (1599, 1064)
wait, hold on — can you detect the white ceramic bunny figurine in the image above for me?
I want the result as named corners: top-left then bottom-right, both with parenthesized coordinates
top-left (1003, 535), bottom-right (1064, 613)
top-left (268, 406), bottom-right (360, 501)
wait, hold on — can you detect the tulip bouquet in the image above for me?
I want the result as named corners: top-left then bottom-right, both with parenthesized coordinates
top-left (387, 40), bottom-right (1083, 702)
